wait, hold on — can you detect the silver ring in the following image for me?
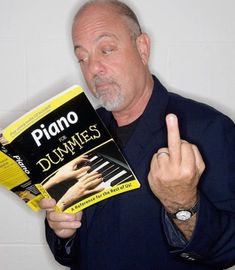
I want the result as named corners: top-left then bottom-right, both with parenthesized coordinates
top-left (156, 151), bottom-right (170, 158)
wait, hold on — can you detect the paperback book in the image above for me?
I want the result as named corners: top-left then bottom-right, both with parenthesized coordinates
top-left (0, 85), bottom-right (140, 213)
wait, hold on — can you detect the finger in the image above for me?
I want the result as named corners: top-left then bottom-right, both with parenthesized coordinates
top-left (47, 212), bottom-right (83, 238)
top-left (156, 147), bottom-right (170, 160)
top-left (50, 219), bottom-right (82, 231)
top-left (191, 144), bottom-right (205, 175)
top-left (63, 165), bottom-right (91, 180)
top-left (148, 155), bottom-right (161, 184)
top-left (65, 155), bottom-right (88, 170)
top-left (72, 156), bottom-right (88, 169)
top-left (75, 211), bottom-right (83, 221)
top-left (85, 186), bottom-right (104, 195)
top-left (78, 173), bottom-right (101, 186)
top-left (166, 114), bottom-right (181, 164)
top-left (79, 171), bottom-right (101, 182)
top-left (87, 177), bottom-right (103, 188)
top-left (74, 155), bottom-right (88, 164)
top-left (39, 198), bottom-right (56, 210)
top-left (180, 141), bottom-right (196, 170)
top-left (85, 173), bottom-right (102, 184)
top-left (78, 154), bottom-right (88, 159)
top-left (48, 211), bottom-right (78, 223)
top-left (74, 166), bottom-right (91, 178)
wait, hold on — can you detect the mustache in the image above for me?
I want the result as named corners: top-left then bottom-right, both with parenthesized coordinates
top-left (92, 76), bottom-right (115, 89)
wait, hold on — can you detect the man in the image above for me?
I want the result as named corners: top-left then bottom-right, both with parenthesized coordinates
top-left (40, 1), bottom-right (235, 269)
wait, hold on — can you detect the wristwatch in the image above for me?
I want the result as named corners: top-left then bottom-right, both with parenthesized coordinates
top-left (167, 201), bottom-right (199, 221)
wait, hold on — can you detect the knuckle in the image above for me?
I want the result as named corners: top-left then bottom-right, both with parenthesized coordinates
top-left (47, 220), bottom-right (57, 230)
top-left (191, 143), bottom-right (198, 150)
top-left (156, 170), bottom-right (170, 183)
top-left (199, 161), bottom-right (206, 174)
top-left (181, 167), bottom-right (194, 180)
top-left (157, 147), bottom-right (168, 153)
top-left (47, 211), bottom-right (56, 222)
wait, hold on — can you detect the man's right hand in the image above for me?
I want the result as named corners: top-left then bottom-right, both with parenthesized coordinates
top-left (39, 198), bottom-right (83, 239)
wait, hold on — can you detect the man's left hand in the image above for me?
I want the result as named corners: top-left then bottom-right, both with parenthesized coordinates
top-left (148, 114), bottom-right (205, 213)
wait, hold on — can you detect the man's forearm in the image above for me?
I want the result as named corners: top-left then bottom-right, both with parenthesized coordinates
top-left (173, 214), bottom-right (197, 241)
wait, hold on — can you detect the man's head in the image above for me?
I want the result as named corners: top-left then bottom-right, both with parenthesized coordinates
top-left (72, 0), bottom-right (153, 118)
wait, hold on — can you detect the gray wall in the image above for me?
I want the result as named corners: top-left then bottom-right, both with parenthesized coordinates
top-left (0, 1), bottom-right (234, 269)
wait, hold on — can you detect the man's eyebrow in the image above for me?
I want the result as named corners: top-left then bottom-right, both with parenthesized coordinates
top-left (74, 33), bottom-right (118, 52)
top-left (94, 33), bottom-right (119, 42)
top-left (74, 45), bottom-right (83, 52)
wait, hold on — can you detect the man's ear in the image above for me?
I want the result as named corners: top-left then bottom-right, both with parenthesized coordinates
top-left (136, 33), bottom-right (151, 65)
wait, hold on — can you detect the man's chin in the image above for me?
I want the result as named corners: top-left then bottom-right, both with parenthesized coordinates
top-left (100, 101), bottom-right (122, 112)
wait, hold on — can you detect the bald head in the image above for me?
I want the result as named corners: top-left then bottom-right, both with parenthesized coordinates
top-left (72, 0), bottom-right (142, 41)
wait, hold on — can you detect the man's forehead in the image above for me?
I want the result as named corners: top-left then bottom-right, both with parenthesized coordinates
top-left (76, 4), bottom-right (119, 24)
top-left (72, 6), bottom-right (129, 49)
top-left (74, 32), bottom-right (119, 52)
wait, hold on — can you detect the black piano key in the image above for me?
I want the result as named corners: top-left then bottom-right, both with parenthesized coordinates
top-left (97, 164), bottom-right (116, 175)
top-left (110, 174), bottom-right (133, 186)
top-left (103, 167), bottom-right (123, 182)
top-left (87, 153), bottom-right (134, 186)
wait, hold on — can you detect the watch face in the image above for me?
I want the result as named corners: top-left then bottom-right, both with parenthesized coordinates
top-left (175, 210), bottom-right (192, 221)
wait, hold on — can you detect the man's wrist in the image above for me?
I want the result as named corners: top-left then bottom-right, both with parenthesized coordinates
top-left (167, 199), bottom-right (199, 221)
top-left (166, 194), bottom-right (199, 221)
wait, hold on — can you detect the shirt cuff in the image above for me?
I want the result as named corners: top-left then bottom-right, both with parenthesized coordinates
top-left (57, 233), bottom-right (76, 255)
top-left (162, 210), bottom-right (188, 248)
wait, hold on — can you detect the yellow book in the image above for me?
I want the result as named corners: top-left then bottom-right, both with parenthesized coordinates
top-left (0, 85), bottom-right (140, 212)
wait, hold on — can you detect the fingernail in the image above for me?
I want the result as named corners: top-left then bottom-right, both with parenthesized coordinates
top-left (167, 114), bottom-right (177, 124)
top-left (168, 113), bottom-right (176, 120)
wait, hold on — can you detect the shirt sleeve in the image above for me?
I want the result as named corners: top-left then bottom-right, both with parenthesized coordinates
top-left (45, 219), bottom-right (78, 267)
top-left (162, 195), bottom-right (201, 249)
top-left (57, 234), bottom-right (76, 255)
top-left (162, 209), bottom-right (188, 248)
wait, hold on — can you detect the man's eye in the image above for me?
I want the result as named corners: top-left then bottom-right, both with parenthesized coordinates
top-left (78, 57), bottom-right (88, 64)
top-left (102, 48), bottom-right (113, 55)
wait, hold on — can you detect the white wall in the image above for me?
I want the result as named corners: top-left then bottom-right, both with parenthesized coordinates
top-left (0, 1), bottom-right (234, 269)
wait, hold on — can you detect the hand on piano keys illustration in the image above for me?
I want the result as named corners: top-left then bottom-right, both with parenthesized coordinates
top-left (87, 153), bottom-right (133, 189)
top-left (57, 170), bottom-right (103, 211)
top-left (42, 155), bottom-right (92, 190)
top-left (42, 152), bottom-right (134, 211)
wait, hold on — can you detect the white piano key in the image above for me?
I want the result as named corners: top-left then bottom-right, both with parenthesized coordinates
top-left (89, 155), bottom-right (98, 162)
top-left (93, 161), bottom-right (110, 172)
top-left (99, 170), bottom-right (127, 188)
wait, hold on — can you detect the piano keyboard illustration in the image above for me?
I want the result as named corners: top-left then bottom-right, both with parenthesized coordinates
top-left (87, 153), bottom-right (134, 189)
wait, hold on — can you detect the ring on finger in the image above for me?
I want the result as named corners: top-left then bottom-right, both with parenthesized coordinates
top-left (156, 151), bottom-right (170, 158)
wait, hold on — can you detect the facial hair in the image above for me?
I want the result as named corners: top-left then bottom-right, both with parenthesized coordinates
top-left (92, 76), bottom-right (124, 111)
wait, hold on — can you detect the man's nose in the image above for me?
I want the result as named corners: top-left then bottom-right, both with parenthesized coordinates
top-left (87, 55), bottom-right (106, 76)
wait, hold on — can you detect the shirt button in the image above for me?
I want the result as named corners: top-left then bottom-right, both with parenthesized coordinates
top-left (180, 253), bottom-right (196, 261)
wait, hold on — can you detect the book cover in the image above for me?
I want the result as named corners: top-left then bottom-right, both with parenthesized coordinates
top-left (0, 85), bottom-right (140, 213)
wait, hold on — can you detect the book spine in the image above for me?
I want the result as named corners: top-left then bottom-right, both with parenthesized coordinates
top-left (1, 143), bottom-right (31, 176)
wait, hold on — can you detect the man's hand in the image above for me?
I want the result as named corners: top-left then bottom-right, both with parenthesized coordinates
top-left (148, 114), bottom-right (205, 239)
top-left (39, 198), bottom-right (83, 239)
top-left (148, 113), bottom-right (205, 213)
top-left (57, 171), bottom-right (103, 210)
top-left (43, 155), bottom-right (90, 190)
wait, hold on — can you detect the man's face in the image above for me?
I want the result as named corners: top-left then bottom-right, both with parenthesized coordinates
top-left (72, 5), bottom-right (149, 112)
